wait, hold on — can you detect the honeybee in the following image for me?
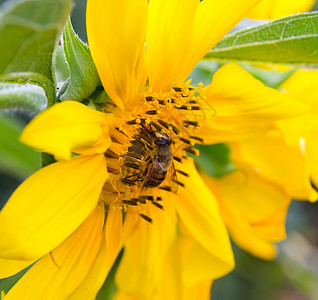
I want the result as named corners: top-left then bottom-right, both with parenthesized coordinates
top-left (121, 123), bottom-right (178, 193)
top-left (142, 131), bottom-right (176, 189)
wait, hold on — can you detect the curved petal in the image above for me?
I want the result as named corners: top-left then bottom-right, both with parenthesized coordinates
top-left (231, 129), bottom-right (315, 200)
top-left (204, 169), bottom-right (290, 260)
top-left (182, 240), bottom-right (232, 286)
top-left (146, 0), bottom-right (199, 90)
top-left (281, 69), bottom-right (318, 108)
top-left (198, 63), bottom-right (310, 144)
top-left (115, 201), bottom-right (176, 298)
top-left (3, 207), bottom-right (104, 300)
top-left (114, 236), bottom-right (213, 300)
top-left (220, 205), bottom-right (277, 260)
top-left (170, 158), bottom-right (234, 283)
top-left (0, 154), bottom-right (108, 260)
top-left (86, 0), bottom-right (148, 109)
top-left (68, 206), bottom-right (124, 300)
top-left (247, 0), bottom-right (315, 20)
top-left (177, 0), bottom-right (262, 82)
top-left (0, 258), bottom-right (35, 279)
top-left (21, 101), bottom-right (111, 161)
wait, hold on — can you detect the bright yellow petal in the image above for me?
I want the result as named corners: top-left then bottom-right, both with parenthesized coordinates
top-left (170, 158), bottom-right (234, 284)
top-left (231, 129), bottom-right (314, 200)
top-left (113, 236), bottom-right (213, 300)
top-left (157, 236), bottom-right (213, 300)
top-left (279, 69), bottom-right (318, 192)
top-left (184, 280), bottom-right (212, 300)
top-left (0, 258), bottom-right (35, 279)
top-left (220, 204), bottom-right (277, 260)
top-left (146, 0), bottom-right (199, 90)
top-left (204, 169), bottom-right (290, 260)
top-left (86, 0), bottom-right (148, 109)
top-left (177, 0), bottom-right (262, 82)
top-left (181, 239), bottom-right (232, 286)
top-left (68, 206), bottom-right (124, 300)
top-left (307, 136), bottom-right (318, 188)
top-left (247, 0), bottom-right (314, 20)
top-left (198, 63), bottom-right (309, 144)
top-left (115, 201), bottom-right (176, 298)
top-left (20, 101), bottom-right (110, 161)
top-left (0, 154), bottom-right (108, 260)
top-left (281, 69), bottom-right (318, 110)
top-left (3, 207), bottom-right (104, 300)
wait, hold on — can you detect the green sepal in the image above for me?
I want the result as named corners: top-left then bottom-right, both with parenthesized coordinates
top-left (60, 18), bottom-right (100, 102)
top-left (204, 12), bottom-right (318, 66)
top-left (0, 0), bottom-right (72, 107)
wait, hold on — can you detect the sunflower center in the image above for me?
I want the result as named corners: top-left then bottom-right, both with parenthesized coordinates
top-left (100, 82), bottom-right (209, 222)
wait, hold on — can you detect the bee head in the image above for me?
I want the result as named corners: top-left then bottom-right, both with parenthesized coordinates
top-left (154, 132), bottom-right (172, 146)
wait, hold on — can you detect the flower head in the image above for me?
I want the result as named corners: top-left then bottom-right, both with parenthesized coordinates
top-left (0, 0), bottom-right (310, 299)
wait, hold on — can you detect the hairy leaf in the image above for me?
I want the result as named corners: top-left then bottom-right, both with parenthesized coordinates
top-left (204, 12), bottom-right (318, 65)
top-left (0, 83), bottom-right (46, 112)
top-left (0, 0), bottom-right (72, 106)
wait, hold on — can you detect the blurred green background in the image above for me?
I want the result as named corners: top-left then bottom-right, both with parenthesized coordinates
top-left (1, 0), bottom-right (318, 299)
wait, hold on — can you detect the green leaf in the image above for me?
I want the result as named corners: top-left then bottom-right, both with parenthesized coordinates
top-left (194, 144), bottom-right (235, 178)
top-left (0, 0), bottom-right (73, 106)
top-left (0, 114), bottom-right (40, 179)
top-left (204, 12), bottom-right (318, 65)
top-left (0, 83), bottom-right (46, 112)
top-left (60, 19), bottom-right (100, 102)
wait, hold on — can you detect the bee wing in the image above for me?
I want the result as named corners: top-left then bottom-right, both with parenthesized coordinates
top-left (166, 162), bottom-right (178, 193)
top-left (138, 159), bottom-right (157, 197)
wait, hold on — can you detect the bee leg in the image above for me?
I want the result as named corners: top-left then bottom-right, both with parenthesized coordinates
top-left (50, 251), bottom-right (60, 268)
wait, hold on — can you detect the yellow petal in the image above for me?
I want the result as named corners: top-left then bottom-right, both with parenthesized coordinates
top-left (114, 236), bottom-right (213, 300)
top-left (198, 63), bottom-right (309, 144)
top-left (170, 158), bottom-right (234, 284)
top-left (3, 207), bottom-right (104, 300)
top-left (204, 169), bottom-right (290, 260)
top-left (247, 0), bottom-right (314, 20)
top-left (157, 236), bottom-right (213, 300)
top-left (146, 0), bottom-right (199, 90)
top-left (147, 0), bottom-right (261, 90)
top-left (281, 69), bottom-right (318, 109)
top-left (20, 101), bottom-right (111, 161)
top-left (181, 238), bottom-right (232, 286)
top-left (307, 136), bottom-right (318, 188)
top-left (68, 206), bottom-right (124, 300)
top-left (184, 280), bottom-right (212, 300)
top-left (279, 69), bottom-right (318, 193)
top-left (0, 258), bottom-right (35, 279)
top-left (0, 154), bottom-right (108, 260)
top-left (115, 201), bottom-right (176, 298)
top-left (178, 0), bottom-right (262, 82)
top-left (86, 0), bottom-right (148, 109)
top-left (231, 129), bottom-right (314, 200)
top-left (220, 204), bottom-right (277, 260)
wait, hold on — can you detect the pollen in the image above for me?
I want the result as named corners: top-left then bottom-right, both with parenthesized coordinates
top-left (99, 82), bottom-right (211, 220)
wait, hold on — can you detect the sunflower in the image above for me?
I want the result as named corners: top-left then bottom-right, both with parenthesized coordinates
top-left (0, 0), bottom-right (309, 299)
